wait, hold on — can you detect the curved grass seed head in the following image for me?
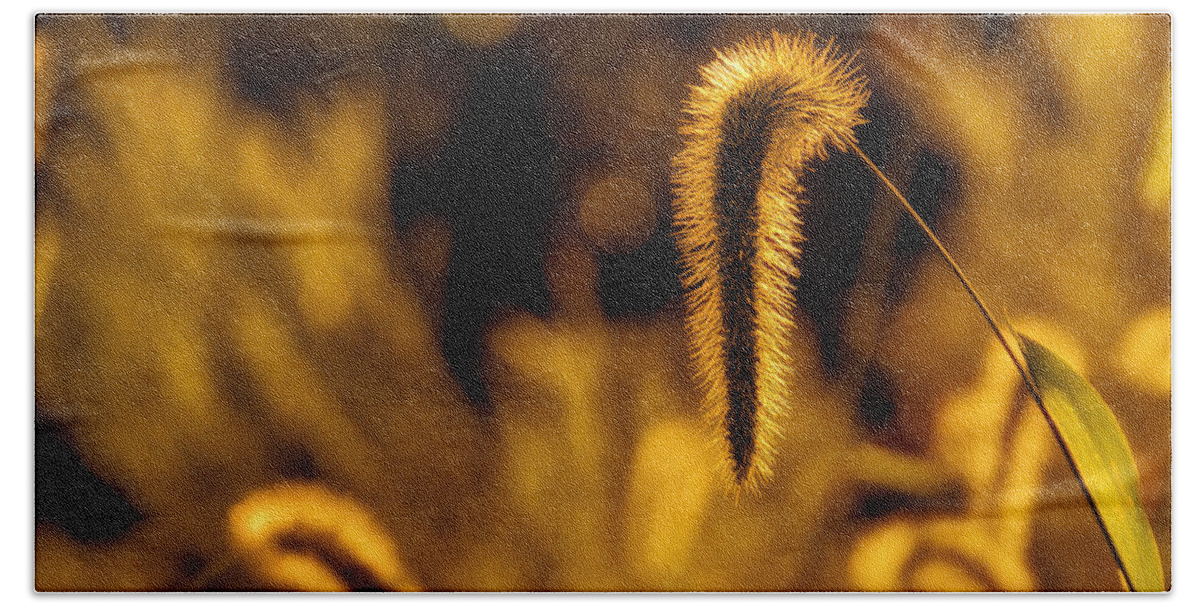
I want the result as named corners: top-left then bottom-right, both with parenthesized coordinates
top-left (672, 31), bottom-right (868, 489)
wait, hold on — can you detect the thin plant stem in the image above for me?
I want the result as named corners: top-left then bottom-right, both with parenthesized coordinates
top-left (850, 141), bottom-right (1135, 591)
top-left (851, 143), bottom-right (1033, 395)
top-left (839, 137), bottom-right (914, 409)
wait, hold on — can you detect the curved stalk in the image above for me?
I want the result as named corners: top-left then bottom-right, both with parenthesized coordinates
top-left (852, 142), bottom-right (1135, 590)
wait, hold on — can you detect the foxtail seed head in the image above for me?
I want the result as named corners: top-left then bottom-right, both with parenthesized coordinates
top-left (672, 31), bottom-right (868, 489)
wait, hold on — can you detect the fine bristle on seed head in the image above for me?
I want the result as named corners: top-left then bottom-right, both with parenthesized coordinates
top-left (672, 31), bottom-right (868, 490)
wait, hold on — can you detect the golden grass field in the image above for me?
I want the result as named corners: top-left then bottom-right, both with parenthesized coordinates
top-left (34, 14), bottom-right (1169, 591)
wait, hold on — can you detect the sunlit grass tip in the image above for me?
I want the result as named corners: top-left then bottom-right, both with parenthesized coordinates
top-left (672, 31), bottom-right (868, 489)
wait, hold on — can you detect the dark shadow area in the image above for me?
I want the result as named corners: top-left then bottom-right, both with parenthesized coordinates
top-left (35, 417), bottom-right (143, 543)
top-left (429, 33), bottom-right (560, 414)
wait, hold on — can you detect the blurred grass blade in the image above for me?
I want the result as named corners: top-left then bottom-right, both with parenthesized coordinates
top-left (1017, 333), bottom-right (1164, 592)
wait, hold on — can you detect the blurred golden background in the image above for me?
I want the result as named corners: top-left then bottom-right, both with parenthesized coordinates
top-left (34, 13), bottom-right (1169, 591)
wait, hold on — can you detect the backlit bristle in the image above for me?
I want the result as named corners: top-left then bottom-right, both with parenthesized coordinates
top-left (672, 31), bottom-right (869, 489)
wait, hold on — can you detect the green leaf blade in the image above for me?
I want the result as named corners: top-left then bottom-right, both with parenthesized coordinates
top-left (1017, 333), bottom-right (1165, 592)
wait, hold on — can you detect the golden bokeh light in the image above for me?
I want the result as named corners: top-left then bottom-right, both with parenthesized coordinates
top-left (442, 14), bottom-right (520, 48)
